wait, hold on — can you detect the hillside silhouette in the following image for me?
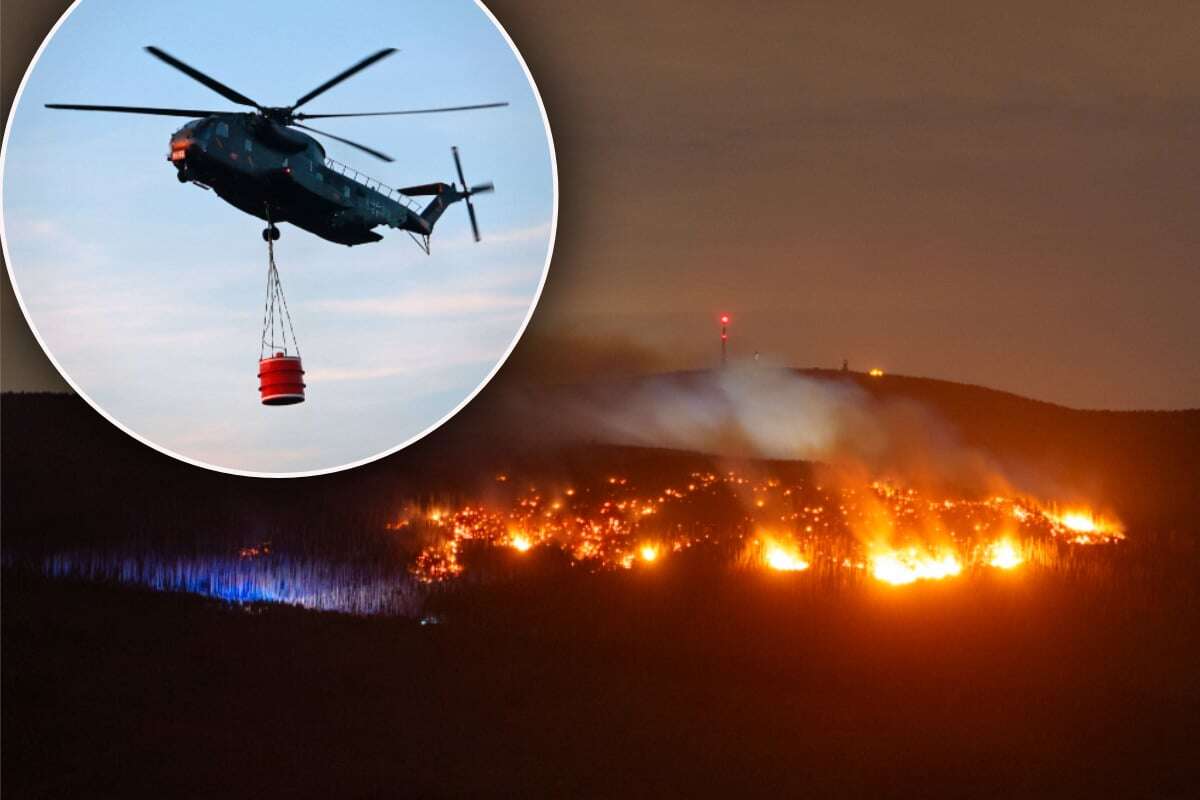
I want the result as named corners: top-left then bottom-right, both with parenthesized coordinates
top-left (4, 370), bottom-right (1198, 544)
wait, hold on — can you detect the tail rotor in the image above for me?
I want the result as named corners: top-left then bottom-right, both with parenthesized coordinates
top-left (451, 146), bottom-right (494, 242)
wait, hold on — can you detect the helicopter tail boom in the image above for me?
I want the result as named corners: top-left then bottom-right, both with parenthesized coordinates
top-left (408, 148), bottom-right (494, 242)
top-left (399, 182), bottom-right (452, 196)
top-left (415, 185), bottom-right (467, 233)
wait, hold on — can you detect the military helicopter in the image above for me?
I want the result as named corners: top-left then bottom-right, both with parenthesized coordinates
top-left (46, 47), bottom-right (504, 248)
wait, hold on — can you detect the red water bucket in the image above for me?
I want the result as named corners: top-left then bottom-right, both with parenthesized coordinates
top-left (258, 353), bottom-right (305, 405)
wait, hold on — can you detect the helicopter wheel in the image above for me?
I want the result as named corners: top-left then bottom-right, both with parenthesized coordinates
top-left (262, 226), bottom-right (280, 242)
top-left (176, 170), bottom-right (189, 183)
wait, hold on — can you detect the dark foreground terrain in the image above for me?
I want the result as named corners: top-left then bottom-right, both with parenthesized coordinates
top-left (5, 564), bottom-right (1199, 798)
top-left (4, 382), bottom-right (1200, 797)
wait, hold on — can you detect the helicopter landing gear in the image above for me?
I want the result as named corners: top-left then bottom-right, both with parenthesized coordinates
top-left (262, 225), bottom-right (280, 242)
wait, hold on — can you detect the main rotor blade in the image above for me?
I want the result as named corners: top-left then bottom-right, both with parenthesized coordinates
top-left (45, 103), bottom-right (223, 117)
top-left (465, 197), bottom-right (481, 242)
top-left (145, 46), bottom-right (261, 108)
top-left (293, 123), bottom-right (394, 162)
top-left (296, 102), bottom-right (508, 120)
top-left (451, 145), bottom-right (467, 189)
top-left (291, 48), bottom-right (397, 111)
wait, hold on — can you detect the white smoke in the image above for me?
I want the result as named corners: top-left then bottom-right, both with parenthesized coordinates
top-left (552, 365), bottom-right (1006, 493)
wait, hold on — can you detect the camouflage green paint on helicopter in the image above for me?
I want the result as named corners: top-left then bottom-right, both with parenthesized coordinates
top-left (47, 47), bottom-right (503, 248)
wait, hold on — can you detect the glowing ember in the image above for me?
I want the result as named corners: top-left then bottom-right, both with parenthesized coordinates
top-left (510, 533), bottom-right (533, 552)
top-left (871, 548), bottom-right (962, 585)
top-left (639, 544), bottom-right (660, 563)
top-left (987, 539), bottom-right (1023, 570)
top-left (869, 368), bottom-right (884, 377)
top-left (763, 540), bottom-right (809, 572)
top-left (238, 541), bottom-right (271, 559)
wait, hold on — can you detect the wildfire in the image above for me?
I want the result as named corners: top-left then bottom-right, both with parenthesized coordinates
top-left (987, 539), bottom-right (1023, 570)
top-left (762, 539), bottom-right (809, 572)
top-left (871, 548), bottom-right (962, 585)
top-left (399, 468), bottom-right (1124, 586)
top-left (414, 539), bottom-right (462, 581)
top-left (1041, 508), bottom-right (1125, 544)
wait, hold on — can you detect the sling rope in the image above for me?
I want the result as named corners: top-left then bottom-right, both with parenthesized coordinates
top-left (259, 211), bottom-right (300, 360)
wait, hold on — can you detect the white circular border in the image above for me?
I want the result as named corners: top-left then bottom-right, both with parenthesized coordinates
top-left (0, 0), bottom-right (558, 479)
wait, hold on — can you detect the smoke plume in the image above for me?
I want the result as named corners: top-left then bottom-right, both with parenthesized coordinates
top-left (537, 365), bottom-right (1011, 496)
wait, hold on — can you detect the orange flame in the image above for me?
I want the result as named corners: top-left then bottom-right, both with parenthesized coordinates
top-left (403, 470), bottom-right (1123, 584)
top-left (871, 548), bottom-right (961, 585)
top-left (987, 539), bottom-right (1023, 570)
top-left (1041, 507), bottom-right (1125, 544)
top-left (763, 540), bottom-right (809, 572)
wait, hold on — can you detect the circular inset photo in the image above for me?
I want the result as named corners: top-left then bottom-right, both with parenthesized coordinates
top-left (1, 0), bottom-right (556, 476)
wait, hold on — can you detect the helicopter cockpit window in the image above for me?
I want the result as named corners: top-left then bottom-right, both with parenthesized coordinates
top-left (244, 139), bottom-right (253, 152)
top-left (216, 122), bottom-right (229, 138)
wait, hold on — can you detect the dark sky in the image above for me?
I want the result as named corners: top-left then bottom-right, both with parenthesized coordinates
top-left (5, 0), bottom-right (1199, 409)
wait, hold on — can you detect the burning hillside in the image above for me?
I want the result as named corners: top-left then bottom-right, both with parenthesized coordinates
top-left (9, 459), bottom-right (1127, 615)
top-left (401, 468), bottom-right (1123, 587)
top-left (1, 379), bottom-right (1184, 616)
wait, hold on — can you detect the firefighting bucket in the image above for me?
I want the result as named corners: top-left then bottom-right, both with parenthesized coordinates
top-left (258, 353), bottom-right (305, 405)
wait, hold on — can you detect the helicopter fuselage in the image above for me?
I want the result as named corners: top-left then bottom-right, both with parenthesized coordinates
top-left (168, 114), bottom-right (428, 246)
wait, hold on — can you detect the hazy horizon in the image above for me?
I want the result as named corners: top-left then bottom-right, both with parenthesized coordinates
top-left (6, 0), bottom-right (1200, 414)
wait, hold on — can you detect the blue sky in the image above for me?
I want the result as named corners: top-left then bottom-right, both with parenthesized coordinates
top-left (1, 0), bottom-right (555, 474)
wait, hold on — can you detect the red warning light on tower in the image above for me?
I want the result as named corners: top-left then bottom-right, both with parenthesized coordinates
top-left (719, 313), bottom-right (730, 366)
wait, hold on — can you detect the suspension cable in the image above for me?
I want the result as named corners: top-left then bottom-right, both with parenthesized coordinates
top-left (259, 208), bottom-right (301, 360)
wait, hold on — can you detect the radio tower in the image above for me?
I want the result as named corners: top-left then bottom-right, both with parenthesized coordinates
top-left (720, 314), bottom-right (730, 367)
